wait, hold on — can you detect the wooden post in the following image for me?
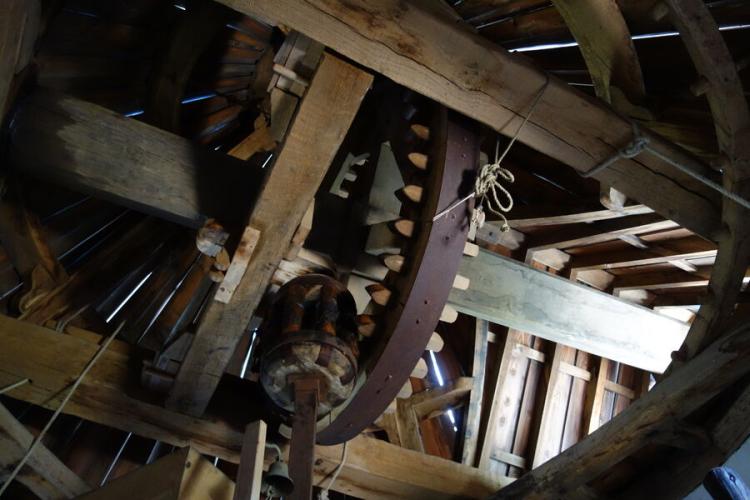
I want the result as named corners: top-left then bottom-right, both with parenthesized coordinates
top-left (233, 421), bottom-right (267, 500)
top-left (289, 379), bottom-right (319, 500)
top-left (462, 318), bottom-right (489, 466)
top-left (167, 54), bottom-right (372, 417)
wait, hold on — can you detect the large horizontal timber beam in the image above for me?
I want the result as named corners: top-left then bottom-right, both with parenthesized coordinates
top-left (0, 315), bottom-right (502, 500)
top-left (217, 0), bottom-right (731, 241)
top-left (448, 249), bottom-right (688, 373)
top-left (8, 90), bottom-right (263, 229)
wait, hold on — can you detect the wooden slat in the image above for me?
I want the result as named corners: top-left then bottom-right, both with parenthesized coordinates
top-left (508, 205), bottom-right (654, 229)
top-left (0, 315), bottom-right (506, 499)
top-left (233, 421), bottom-right (266, 500)
top-left (462, 319), bottom-right (490, 466)
top-left (524, 214), bottom-right (675, 253)
top-left (0, 402), bottom-right (90, 499)
top-left (582, 358), bottom-right (609, 434)
top-left (559, 361), bottom-right (591, 382)
top-left (570, 235), bottom-right (716, 271)
top-left (478, 330), bottom-right (531, 476)
top-left (215, 0), bottom-right (725, 240)
top-left (9, 91), bottom-right (262, 228)
top-left (167, 54), bottom-right (372, 416)
top-left (449, 249), bottom-right (688, 372)
top-left (491, 321), bottom-right (750, 499)
top-left (491, 450), bottom-right (527, 470)
top-left (532, 344), bottom-right (575, 468)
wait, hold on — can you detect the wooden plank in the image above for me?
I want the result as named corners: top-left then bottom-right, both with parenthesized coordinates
top-left (491, 450), bottom-right (527, 470)
top-left (411, 377), bottom-right (472, 419)
top-left (582, 358), bottom-right (609, 434)
top-left (215, 0), bottom-right (725, 240)
top-left (524, 214), bottom-right (675, 253)
top-left (395, 398), bottom-right (424, 453)
top-left (0, 402), bottom-right (90, 499)
top-left (611, 267), bottom-right (750, 292)
top-left (167, 54), bottom-right (372, 416)
top-left (559, 361), bottom-right (591, 382)
top-left (0, 315), bottom-right (506, 499)
top-left (462, 318), bottom-right (490, 466)
top-left (9, 91), bottom-right (263, 228)
top-left (508, 205), bottom-right (654, 229)
top-left (478, 330), bottom-right (530, 476)
top-left (490, 321), bottom-right (750, 499)
top-left (449, 249), bottom-right (688, 372)
top-left (604, 380), bottom-right (636, 400)
top-left (233, 421), bottom-right (266, 500)
top-left (532, 344), bottom-right (575, 467)
top-left (551, 0), bottom-right (644, 105)
top-left (570, 235), bottom-right (716, 271)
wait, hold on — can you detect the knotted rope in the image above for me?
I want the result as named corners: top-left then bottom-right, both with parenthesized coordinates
top-left (433, 76), bottom-right (549, 232)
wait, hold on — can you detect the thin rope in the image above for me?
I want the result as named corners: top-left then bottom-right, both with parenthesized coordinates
top-left (317, 441), bottom-right (348, 500)
top-left (0, 321), bottom-right (125, 498)
top-left (433, 76), bottom-right (550, 229)
top-left (0, 378), bottom-right (30, 396)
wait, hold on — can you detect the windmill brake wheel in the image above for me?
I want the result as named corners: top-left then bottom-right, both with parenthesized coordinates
top-left (316, 100), bottom-right (480, 445)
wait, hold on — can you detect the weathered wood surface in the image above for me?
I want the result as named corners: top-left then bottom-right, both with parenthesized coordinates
top-left (551, 0), bottom-right (644, 105)
top-left (664, 0), bottom-right (750, 361)
top-left (0, 314), bottom-right (501, 500)
top-left (462, 319), bottom-right (490, 466)
top-left (449, 249), bottom-right (688, 372)
top-left (0, 402), bottom-right (90, 499)
top-left (9, 90), bottom-right (262, 228)
top-left (78, 447), bottom-right (234, 500)
top-left (490, 321), bottom-right (750, 499)
top-left (167, 54), bottom-right (372, 416)
top-left (525, 213), bottom-right (675, 253)
top-left (233, 421), bottom-right (266, 500)
top-left (216, 0), bottom-right (726, 240)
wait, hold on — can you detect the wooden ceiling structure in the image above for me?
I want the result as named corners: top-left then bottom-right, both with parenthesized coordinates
top-left (0, 0), bottom-right (749, 499)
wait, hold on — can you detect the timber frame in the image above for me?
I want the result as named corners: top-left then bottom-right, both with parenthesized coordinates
top-left (0, 0), bottom-right (749, 499)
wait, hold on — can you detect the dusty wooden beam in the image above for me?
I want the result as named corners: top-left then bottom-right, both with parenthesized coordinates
top-left (569, 235), bottom-right (716, 271)
top-left (0, 315), bottom-right (505, 499)
top-left (462, 319), bottom-right (490, 467)
top-left (614, 267), bottom-right (750, 293)
top-left (234, 421), bottom-right (266, 500)
top-left (215, 0), bottom-right (726, 240)
top-left (166, 54), bottom-right (373, 416)
top-left (0, 402), bottom-right (90, 499)
top-left (8, 90), bottom-right (262, 228)
top-left (508, 204), bottom-right (654, 229)
top-left (524, 213), bottom-right (675, 253)
top-left (449, 249), bottom-right (688, 372)
top-left (490, 320), bottom-right (750, 499)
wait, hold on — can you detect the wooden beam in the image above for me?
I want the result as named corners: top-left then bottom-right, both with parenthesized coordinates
top-left (462, 318), bottom-right (490, 466)
top-left (0, 315), bottom-right (506, 499)
top-left (0, 402), bottom-right (90, 499)
top-left (570, 235), bottom-right (716, 271)
top-left (524, 213), bottom-right (675, 253)
top-left (478, 330), bottom-right (532, 474)
top-left (233, 421), bottom-right (266, 500)
top-left (449, 249), bottom-right (688, 372)
top-left (8, 90), bottom-right (262, 229)
top-left (166, 54), bottom-right (372, 416)
top-left (663, 0), bottom-right (750, 360)
top-left (613, 267), bottom-right (714, 292)
top-left (508, 205), bottom-right (654, 229)
top-left (532, 344), bottom-right (575, 468)
top-left (215, 0), bottom-right (726, 240)
top-left (490, 321), bottom-right (750, 499)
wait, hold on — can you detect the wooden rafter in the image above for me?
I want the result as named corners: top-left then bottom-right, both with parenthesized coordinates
top-left (461, 318), bottom-right (490, 466)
